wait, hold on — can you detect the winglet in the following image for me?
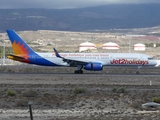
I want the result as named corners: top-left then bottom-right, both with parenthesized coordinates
top-left (53, 48), bottom-right (62, 58)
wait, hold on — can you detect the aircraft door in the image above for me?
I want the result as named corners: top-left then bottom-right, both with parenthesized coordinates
top-left (109, 54), bottom-right (115, 65)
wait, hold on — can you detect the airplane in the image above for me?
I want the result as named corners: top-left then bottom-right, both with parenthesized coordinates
top-left (6, 30), bottom-right (157, 74)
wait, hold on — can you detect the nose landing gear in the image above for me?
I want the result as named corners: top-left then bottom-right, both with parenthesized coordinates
top-left (136, 66), bottom-right (141, 74)
top-left (136, 71), bottom-right (140, 74)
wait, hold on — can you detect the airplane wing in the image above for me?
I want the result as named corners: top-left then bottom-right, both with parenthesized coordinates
top-left (53, 48), bottom-right (89, 66)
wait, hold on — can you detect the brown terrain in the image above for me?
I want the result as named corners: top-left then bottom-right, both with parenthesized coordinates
top-left (0, 28), bottom-right (160, 58)
top-left (0, 65), bottom-right (160, 120)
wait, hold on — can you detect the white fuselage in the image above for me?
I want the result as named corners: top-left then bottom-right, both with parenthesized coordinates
top-left (36, 52), bottom-right (156, 67)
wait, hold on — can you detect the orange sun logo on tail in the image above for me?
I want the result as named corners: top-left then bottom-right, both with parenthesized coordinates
top-left (12, 40), bottom-right (30, 58)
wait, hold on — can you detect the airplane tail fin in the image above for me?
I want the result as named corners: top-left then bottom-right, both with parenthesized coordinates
top-left (6, 30), bottom-right (35, 55)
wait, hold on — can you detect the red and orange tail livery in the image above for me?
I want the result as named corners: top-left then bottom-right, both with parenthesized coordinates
top-left (6, 30), bottom-right (57, 66)
top-left (6, 30), bottom-right (35, 62)
top-left (6, 30), bottom-right (34, 55)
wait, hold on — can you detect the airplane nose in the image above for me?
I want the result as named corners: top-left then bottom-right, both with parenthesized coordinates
top-left (154, 60), bottom-right (157, 65)
top-left (154, 61), bottom-right (157, 65)
top-left (154, 60), bottom-right (160, 67)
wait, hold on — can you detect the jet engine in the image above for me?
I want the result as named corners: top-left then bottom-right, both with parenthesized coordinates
top-left (84, 62), bottom-right (103, 71)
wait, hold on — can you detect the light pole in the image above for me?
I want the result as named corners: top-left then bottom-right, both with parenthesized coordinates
top-left (128, 36), bottom-right (132, 53)
top-left (28, 101), bottom-right (33, 120)
top-left (3, 40), bottom-right (5, 65)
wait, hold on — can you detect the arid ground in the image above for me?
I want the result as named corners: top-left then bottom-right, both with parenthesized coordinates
top-left (1, 65), bottom-right (160, 120)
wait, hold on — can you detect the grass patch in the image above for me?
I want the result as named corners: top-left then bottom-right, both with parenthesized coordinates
top-left (16, 99), bottom-right (28, 107)
top-left (23, 89), bottom-right (37, 97)
top-left (6, 90), bottom-right (16, 96)
top-left (111, 88), bottom-right (117, 93)
top-left (152, 97), bottom-right (160, 103)
top-left (110, 87), bottom-right (126, 93)
top-left (43, 92), bottom-right (50, 96)
top-left (117, 87), bottom-right (126, 93)
top-left (72, 86), bottom-right (87, 94)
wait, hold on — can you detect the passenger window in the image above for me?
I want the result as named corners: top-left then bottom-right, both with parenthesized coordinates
top-left (148, 58), bottom-right (153, 60)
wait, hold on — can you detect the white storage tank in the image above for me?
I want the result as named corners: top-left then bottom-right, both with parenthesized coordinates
top-left (134, 43), bottom-right (145, 51)
top-left (79, 42), bottom-right (97, 52)
top-left (102, 42), bottom-right (119, 49)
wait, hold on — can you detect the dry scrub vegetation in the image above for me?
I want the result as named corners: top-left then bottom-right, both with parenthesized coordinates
top-left (1, 66), bottom-right (160, 120)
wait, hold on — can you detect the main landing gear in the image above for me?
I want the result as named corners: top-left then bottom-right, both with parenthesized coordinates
top-left (74, 65), bottom-right (83, 74)
top-left (136, 66), bottom-right (141, 74)
top-left (74, 70), bottom-right (83, 74)
top-left (136, 71), bottom-right (140, 74)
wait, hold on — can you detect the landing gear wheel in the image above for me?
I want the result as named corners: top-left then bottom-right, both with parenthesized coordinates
top-left (75, 65), bottom-right (83, 74)
top-left (80, 70), bottom-right (83, 74)
top-left (74, 70), bottom-right (78, 74)
top-left (74, 70), bottom-right (83, 74)
top-left (136, 71), bottom-right (140, 74)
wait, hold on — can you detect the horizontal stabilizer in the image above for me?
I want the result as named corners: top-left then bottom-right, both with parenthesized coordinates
top-left (7, 54), bottom-right (25, 61)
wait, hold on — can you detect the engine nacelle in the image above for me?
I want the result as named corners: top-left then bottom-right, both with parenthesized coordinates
top-left (84, 62), bottom-right (103, 71)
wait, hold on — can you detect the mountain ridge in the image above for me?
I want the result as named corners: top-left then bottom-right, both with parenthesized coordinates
top-left (0, 4), bottom-right (160, 32)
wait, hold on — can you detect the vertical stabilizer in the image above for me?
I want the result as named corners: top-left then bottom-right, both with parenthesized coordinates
top-left (6, 30), bottom-right (35, 55)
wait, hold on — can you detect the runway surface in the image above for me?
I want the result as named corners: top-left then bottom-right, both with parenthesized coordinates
top-left (1, 72), bottom-right (160, 86)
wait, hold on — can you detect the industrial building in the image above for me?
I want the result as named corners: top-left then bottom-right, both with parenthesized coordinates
top-left (102, 42), bottom-right (119, 49)
top-left (134, 43), bottom-right (145, 51)
top-left (79, 42), bottom-right (97, 52)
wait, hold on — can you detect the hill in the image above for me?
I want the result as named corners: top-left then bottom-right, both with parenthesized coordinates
top-left (0, 4), bottom-right (160, 32)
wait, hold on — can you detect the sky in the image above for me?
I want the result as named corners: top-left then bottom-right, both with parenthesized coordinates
top-left (0, 0), bottom-right (160, 9)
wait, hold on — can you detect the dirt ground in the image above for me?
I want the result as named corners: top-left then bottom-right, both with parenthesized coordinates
top-left (1, 65), bottom-right (160, 120)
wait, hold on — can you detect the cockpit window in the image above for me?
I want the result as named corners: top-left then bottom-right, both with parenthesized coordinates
top-left (148, 57), bottom-right (153, 60)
